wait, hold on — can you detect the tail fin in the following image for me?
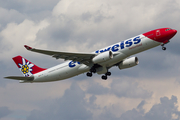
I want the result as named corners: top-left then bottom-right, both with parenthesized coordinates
top-left (13, 56), bottom-right (46, 77)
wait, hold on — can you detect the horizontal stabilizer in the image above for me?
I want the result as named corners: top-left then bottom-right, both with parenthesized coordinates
top-left (4, 76), bottom-right (34, 81)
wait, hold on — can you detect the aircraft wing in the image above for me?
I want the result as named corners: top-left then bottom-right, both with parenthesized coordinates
top-left (4, 76), bottom-right (34, 81)
top-left (24, 45), bottom-right (96, 65)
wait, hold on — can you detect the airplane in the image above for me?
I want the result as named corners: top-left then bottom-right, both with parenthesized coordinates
top-left (5, 28), bottom-right (177, 83)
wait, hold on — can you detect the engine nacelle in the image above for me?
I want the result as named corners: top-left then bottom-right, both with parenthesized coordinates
top-left (118, 57), bottom-right (139, 69)
top-left (92, 51), bottom-right (113, 64)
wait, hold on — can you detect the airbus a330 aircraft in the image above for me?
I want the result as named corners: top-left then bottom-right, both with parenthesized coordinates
top-left (5, 28), bottom-right (177, 83)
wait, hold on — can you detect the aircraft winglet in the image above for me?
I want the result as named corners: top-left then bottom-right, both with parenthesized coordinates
top-left (24, 45), bottom-right (32, 50)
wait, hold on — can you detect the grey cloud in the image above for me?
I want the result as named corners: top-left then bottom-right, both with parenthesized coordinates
top-left (120, 108), bottom-right (143, 120)
top-left (0, 60), bottom-right (20, 87)
top-left (85, 77), bottom-right (152, 99)
top-left (120, 95), bottom-right (180, 120)
top-left (81, 12), bottom-right (92, 21)
top-left (104, 96), bottom-right (180, 120)
top-left (108, 65), bottom-right (140, 79)
top-left (0, 0), bottom-right (59, 14)
top-left (1, 0), bottom-right (180, 119)
top-left (137, 100), bottom-right (145, 111)
top-left (0, 106), bottom-right (12, 119)
top-left (36, 18), bottom-right (76, 50)
top-left (0, 0), bottom-right (59, 23)
top-left (97, 107), bottom-right (119, 120)
top-left (111, 79), bottom-right (152, 99)
top-left (164, 38), bottom-right (180, 56)
top-left (34, 0), bottom-right (180, 53)
top-left (27, 94), bottom-right (180, 120)
top-left (86, 80), bottom-right (109, 95)
top-left (0, 7), bottom-right (25, 30)
top-left (153, 0), bottom-right (180, 28)
top-left (26, 80), bottom-right (152, 120)
top-left (144, 96), bottom-right (179, 120)
top-left (89, 95), bottom-right (97, 104)
top-left (27, 82), bottom-right (92, 120)
top-left (136, 50), bottom-right (180, 79)
top-left (93, 11), bottom-right (113, 23)
top-left (137, 50), bottom-right (170, 71)
top-left (36, 17), bottom-right (122, 52)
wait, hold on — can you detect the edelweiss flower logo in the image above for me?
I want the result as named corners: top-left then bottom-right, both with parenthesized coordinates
top-left (19, 58), bottom-right (34, 77)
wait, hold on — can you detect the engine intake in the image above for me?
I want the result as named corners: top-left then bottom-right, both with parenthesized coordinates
top-left (118, 57), bottom-right (139, 69)
top-left (92, 51), bottom-right (113, 64)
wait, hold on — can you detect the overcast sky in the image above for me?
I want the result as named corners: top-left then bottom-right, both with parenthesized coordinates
top-left (1, 0), bottom-right (180, 120)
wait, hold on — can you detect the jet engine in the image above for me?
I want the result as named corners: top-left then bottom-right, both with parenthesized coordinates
top-left (118, 57), bottom-right (139, 69)
top-left (92, 51), bottom-right (113, 64)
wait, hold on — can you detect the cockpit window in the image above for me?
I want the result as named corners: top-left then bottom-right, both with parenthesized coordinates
top-left (165, 28), bottom-right (172, 31)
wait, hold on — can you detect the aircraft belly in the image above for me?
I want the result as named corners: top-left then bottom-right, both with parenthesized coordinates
top-left (33, 64), bottom-right (78, 82)
top-left (58, 65), bottom-right (81, 79)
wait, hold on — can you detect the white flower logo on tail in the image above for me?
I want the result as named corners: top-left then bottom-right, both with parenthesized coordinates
top-left (18, 58), bottom-right (34, 77)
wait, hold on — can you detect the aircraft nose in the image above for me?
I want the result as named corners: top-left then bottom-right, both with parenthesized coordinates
top-left (143, 28), bottom-right (177, 43)
top-left (172, 29), bottom-right (177, 36)
top-left (168, 29), bottom-right (177, 40)
top-left (164, 29), bottom-right (177, 43)
top-left (155, 28), bottom-right (177, 43)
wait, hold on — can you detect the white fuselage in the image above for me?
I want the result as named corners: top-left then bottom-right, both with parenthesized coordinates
top-left (32, 34), bottom-right (160, 82)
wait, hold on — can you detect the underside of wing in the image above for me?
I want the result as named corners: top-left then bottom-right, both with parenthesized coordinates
top-left (4, 76), bottom-right (34, 81)
top-left (24, 45), bottom-right (96, 65)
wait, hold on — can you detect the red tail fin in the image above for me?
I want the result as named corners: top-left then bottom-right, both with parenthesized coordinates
top-left (13, 56), bottom-right (46, 77)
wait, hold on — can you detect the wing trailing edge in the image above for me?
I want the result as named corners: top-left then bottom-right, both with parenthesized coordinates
top-left (4, 76), bottom-right (34, 81)
top-left (24, 45), bottom-right (96, 65)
